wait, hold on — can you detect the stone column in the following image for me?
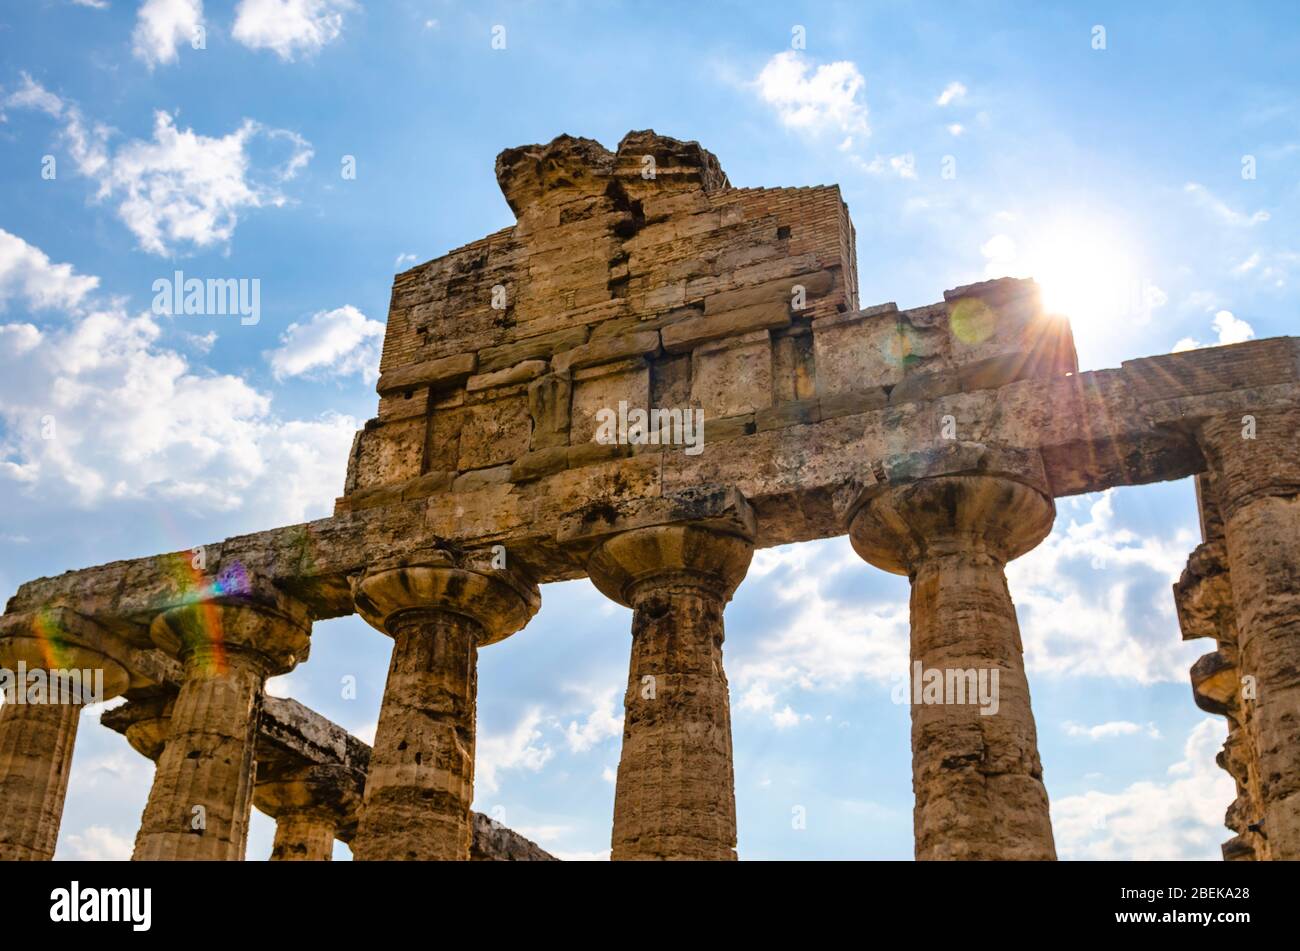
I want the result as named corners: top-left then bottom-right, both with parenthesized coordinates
top-left (1197, 409), bottom-right (1300, 858)
top-left (848, 462), bottom-right (1056, 860)
top-left (132, 588), bottom-right (310, 861)
top-left (0, 612), bottom-right (130, 861)
top-left (350, 550), bottom-right (539, 861)
top-left (1174, 472), bottom-right (1268, 860)
top-left (585, 522), bottom-right (754, 861)
top-left (255, 763), bottom-right (362, 861)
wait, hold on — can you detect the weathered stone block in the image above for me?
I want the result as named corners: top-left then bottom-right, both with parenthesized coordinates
top-left (377, 352), bottom-right (476, 395)
top-left (662, 300), bottom-right (790, 354)
top-left (690, 331), bottom-right (773, 420)
top-left (467, 360), bottom-right (548, 392)
top-left (528, 372), bottom-right (572, 450)
top-left (458, 396), bottom-right (533, 470)
top-left (570, 361), bottom-right (651, 444)
top-left (354, 418), bottom-right (426, 489)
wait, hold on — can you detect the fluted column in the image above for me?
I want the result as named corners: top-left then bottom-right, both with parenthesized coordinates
top-left (1174, 472), bottom-right (1268, 860)
top-left (849, 471), bottom-right (1056, 860)
top-left (586, 522), bottom-right (753, 861)
top-left (255, 763), bottom-right (362, 861)
top-left (0, 612), bottom-right (130, 860)
top-left (132, 589), bottom-right (310, 861)
top-left (350, 550), bottom-right (539, 861)
top-left (1197, 409), bottom-right (1300, 858)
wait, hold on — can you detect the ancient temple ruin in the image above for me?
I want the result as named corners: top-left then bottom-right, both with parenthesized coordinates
top-left (0, 131), bottom-right (1296, 861)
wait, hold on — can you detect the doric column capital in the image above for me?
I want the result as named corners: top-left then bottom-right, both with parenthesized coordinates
top-left (351, 548), bottom-right (539, 645)
top-left (849, 473), bottom-right (1054, 575)
top-left (255, 762), bottom-right (363, 826)
top-left (149, 585), bottom-right (311, 678)
top-left (102, 691), bottom-right (176, 762)
top-left (586, 522), bottom-right (754, 607)
top-left (0, 609), bottom-right (131, 702)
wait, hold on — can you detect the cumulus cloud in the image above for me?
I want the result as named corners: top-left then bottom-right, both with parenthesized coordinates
top-left (1053, 718), bottom-right (1235, 859)
top-left (233, 0), bottom-right (356, 60)
top-left (1172, 309), bottom-right (1255, 352)
top-left (132, 0), bottom-right (204, 69)
top-left (936, 81), bottom-right (967, 106)
top-left (476, 708), bottom-right (554, 795)
top-left (7, 78), bottom-right (312, 255)
top-left (0, 229), bottom-right (356, 518)
top-left (266, 305), bottom-right (384, 382)
top-left (1184, 183), bottom-right (1270, 227)
top-left (562, 684), bottom-right (623, 754)
top-left (61, 825), bottom-right (134, 860)
top-left (754, 51), bottom-right (869, 136)
top-left (1009, 491), bottom-right (1199, 685)
top-left (0, 228), bottom-right (99, 309)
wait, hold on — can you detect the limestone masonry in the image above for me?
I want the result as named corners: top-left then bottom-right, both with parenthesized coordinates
top-left (1, 131), bottom-right (1297, 861)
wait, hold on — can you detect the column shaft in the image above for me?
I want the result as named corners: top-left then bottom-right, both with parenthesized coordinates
top-left (271, 812), bottom-right (336, 861)
top-left (352, 609), bottom-right (479, 860)
top-left (909, 551), bottom-right (1055, 859)
top-left (0, 699), bottom-right (81, 861)
top-left (1200, 410), bottom-right (1300, 857)
top-left (614, 577), bottom-right (737, 860)
top-left (133, 647), bottom-right (268, 860)
top-left (849, 470), bottom-right (1057, 860)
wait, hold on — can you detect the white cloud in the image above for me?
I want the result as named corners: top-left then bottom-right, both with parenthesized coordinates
top-left (132, 0), bottom-right (204, 69)
top-left (233, 0), bottom-right (355, 60)
top-left (754, 51), bottom-right (869, 136)
top-left (266, 305), bottom-right (384, 382)
top-left (849, 153), bottom-right (916, 179)
top-left (476, 708), bottom-right (553, 795)
top-left (1063, 720), bottom-right (1161, 740)
top-left (771, 705), bottom-right (804, 729)
top-left (61, 825), bottom-right (134, 860)
top-left (3, 73), bottom-right (64, 117)
top-left (946, 123), bottom-right (965, 137)
top-left (72, 0), bottom-right (111, 8)
top-left (395, 252), bottom-right (419, 268)
top-left (7, 80), bottom-right (312, 255)
top-left (562, 684), bottom-right (623, 754)
top-left (1233, 251), bottom-right (1260, 275)
top-left (0, 230), bottom-right (357, 518)
top-left (729, 539), bottom-right (911, 713)
top-left (936, 81), bottom-right (967, 106)
top-left (1053, 719), bottom-right (1234, 859)
top-left (0, 228), bottom-right (99, 310)
top-left (1009, 491), bottom-right (1199, 684)
top-left (1172, 309), bottom-right (1255, 352)
top-left (1184, 182), bottom-right (1270, 227)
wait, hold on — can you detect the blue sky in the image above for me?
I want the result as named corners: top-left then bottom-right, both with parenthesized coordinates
top-left (0, 1), bottom-right (1296, 860)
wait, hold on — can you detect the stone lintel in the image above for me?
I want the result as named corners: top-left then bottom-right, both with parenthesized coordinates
top-left (6, 338), bottom-right (1298, 624)
top-left (556, 484), bottom-right (756, 555)
top-left (376, 352), bottom-right (477, 395)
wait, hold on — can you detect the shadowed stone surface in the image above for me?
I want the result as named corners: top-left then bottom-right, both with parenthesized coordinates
top-left (132, 590), bottom-right (310, 861)
top-left (349, 552), bottom-right (540, 860)
top-left (850, 469), bottom-right (1057, 860)
top-left (586, 519), bottom-right (753, 860)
